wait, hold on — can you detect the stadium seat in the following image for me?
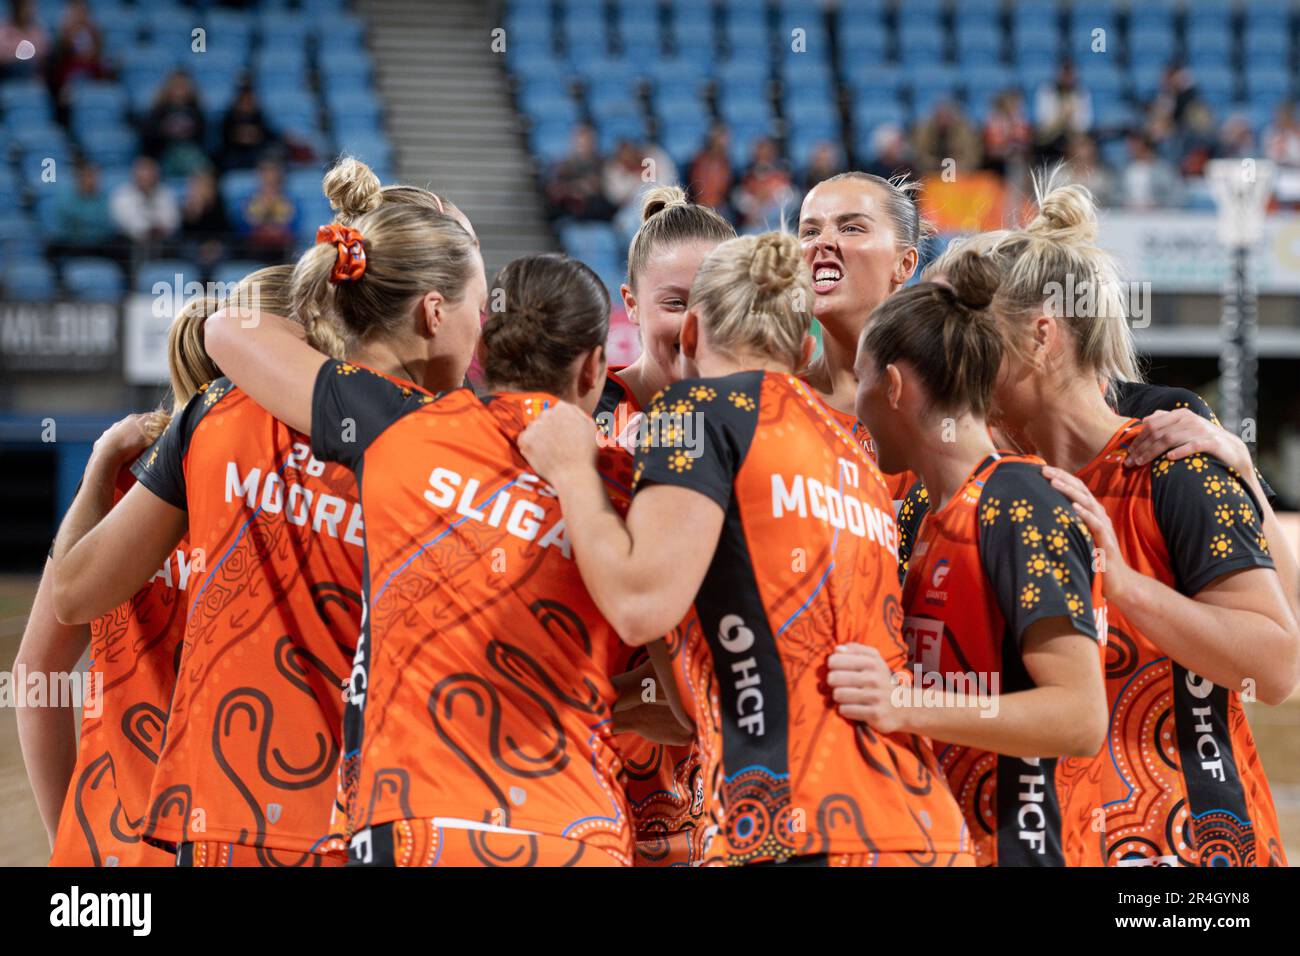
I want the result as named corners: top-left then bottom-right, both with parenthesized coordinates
top-left (210, 260), bottom-right (271, 290)
top-left (136, 259), bottom-right (200, 295)
top-left (2, 256), bottom-right (57, 301)
top-left (62, 258), bottom-right (124, 302)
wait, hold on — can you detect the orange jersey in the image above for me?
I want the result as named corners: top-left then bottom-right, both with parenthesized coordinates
top-left (50, 468), bottom-right (188, 867)
top-left (309, 360), bottom-right (633, 866)
top-left (595, 371), bottom-right (713, 866)
top-left (130, 378), bottom-right (363, 859)
top-left (809, 393), bottom-right (916, 505)
top-left (1080, 420), bottom-right (1284, 867)
top-left (902, 453), bottom-right (1107, 866)
top-left (634, 372), bottom-right (969, 865)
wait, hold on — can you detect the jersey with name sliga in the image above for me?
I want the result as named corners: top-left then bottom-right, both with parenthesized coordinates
top-left (131, 378), bottom-right (363, 860)
top-left (1080, 420), bottom-right (1284, 867)
top-left (310, 360), bottom-right (634, 866)
top-left (50, 468), bottom-right (186, 867)
top-left (902, 453), bottom-right (1106, 866)
top-left (634, 371), bottom-right (970, 865)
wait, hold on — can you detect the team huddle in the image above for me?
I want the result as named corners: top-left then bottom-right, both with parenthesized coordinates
top-left (17, 155), bottom-right (1299, 868)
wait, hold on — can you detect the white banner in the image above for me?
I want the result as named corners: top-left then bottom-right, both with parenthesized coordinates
top-left (122, 292), bottom-right (172, 385)
top-left (1099, 210), bottom-right (1300, 293)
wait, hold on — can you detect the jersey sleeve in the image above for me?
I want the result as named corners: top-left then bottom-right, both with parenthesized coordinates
top-left (895, 478), bottom-right (930, 585)
top-left (631, 375), bottom-right (762, 511)
top-left (129, 381), bottom-right (227, 510)
top-left (1150, 453), bottom-right (1275, 596)
top-left (311, 360), bottom-right (428, 469)
top-left (977, 462), bottom-right (1100, 645)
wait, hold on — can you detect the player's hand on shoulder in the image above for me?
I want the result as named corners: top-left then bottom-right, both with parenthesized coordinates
top-left (90, 412), bottom-right (155, 472)
top-left (827, 643), bottom-right (906, 734)
top-left (1127, 408), bottom-right (1251, 476)
top-left (518, 401), bottom-right (599, 486)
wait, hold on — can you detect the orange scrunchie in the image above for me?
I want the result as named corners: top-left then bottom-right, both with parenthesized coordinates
top-left (316, 224), bottom-right (367, 283)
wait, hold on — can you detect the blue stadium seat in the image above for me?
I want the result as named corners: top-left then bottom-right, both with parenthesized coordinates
top-left (1243, 28), bottom-right (1290, 66)
top-left (210, 260), bottom-right (270, 289)
top-left (531, 123), bottom-right (579, 166)
top-left (1127, 27), bottom-right (1175, 65)
top-left (62, 258), bottom-right (124, 302)
top-left (660, 121), bottom-right (710, 168)
top-left (955, 26), bottom-right (1003, 63)
top-left (843, 63), bottom-right (904, 97)
top-left (647, 57), bottom-right (709, 94)
top-left (79, 126), bottom-right (140, 168)
top-left (837, 19), bottom-right (888, 62)
top-left (67, 81), bottom-right (129, 120)
top-left (518, 87), bottom-right (580, 125)
top-left (1193, 67), bottom-right (1238, 108)
top-left (2, 257), bottom-right (57, 301)
top-left (136, 259), bottom-right (200, 295)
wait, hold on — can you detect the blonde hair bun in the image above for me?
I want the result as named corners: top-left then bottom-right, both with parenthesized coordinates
top-left (640, 185), bottom-right (690, 223)
top-left (748, 232), bottom-right (802, 296)
top-left (323, 156), bottom-right (383, 221)
top-left (1026, 179), bottom-right (1099, 245)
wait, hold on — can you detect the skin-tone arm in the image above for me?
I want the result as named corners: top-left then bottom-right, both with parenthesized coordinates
top-left (15, 559), bottom-right (89, 846)
top-left (1045, 465), bottom-right (1300, 705)
top-left (827, 619), bottom-right (1108, 758)
top-left (49, 414), bottom-right (187, 624)
top-left (1126, 408), bottom-right (1300, 618)
top-left (518, 402), bottom-right (724, 646)
top-left (202, 308), bottom-right (323, 436)
top-left (610, 654), bottom-right (694, 746)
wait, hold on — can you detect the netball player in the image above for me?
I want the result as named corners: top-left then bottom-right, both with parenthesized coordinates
top-left (596, 185), bottom-right (735, 865)
top-left (943, 187), bottom-right (1299, 866)
top-left (49, 261), bottom-right (371, 867)
top-left (596, 185), bottom-right (735, 438)
top-left (518, 232), bottom-right (972, 866)
top-left (797, 172), bottom-right (924, 504)
top-left (205, 218), bottom-right (651, 865)
top-left (19, 295), bottom-right (219, 865)
top-left (825, 268), bottom-right (1108, 866)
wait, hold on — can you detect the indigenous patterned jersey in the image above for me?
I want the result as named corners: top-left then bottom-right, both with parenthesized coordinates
top-left (131, 379), bottom-right (363, 860)
top-left (634, 371), bottom-right (969, 865)
top-left (812, 398), bottom-right (917, 506)
top-left (894, 386), bottom-right (1276, 589)
top-left (593, 373), bottom-right (713, 866)
top-left (310, 361), bottom-right (634, 866)
top-left (1081, 420), bottom-right (1285, 867)
top-left (50, 467), bottom-right (188, 867)
top-left (902, 453), bottom-right (1106, 867)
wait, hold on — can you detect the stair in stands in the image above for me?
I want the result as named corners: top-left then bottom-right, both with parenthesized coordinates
top-left (360, 0), bottom-right (557, 275)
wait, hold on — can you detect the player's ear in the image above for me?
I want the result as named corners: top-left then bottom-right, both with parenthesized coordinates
top-left (577, 344), bottom-right (606, 397)
top-left (892, 247), bottom-right (919, 288)
top-left (679, 310), bottom-right (700, 359)
top-left (620, 284), bottom-right (638, 326)
top-left (885, 363), bottom-right (904, 409)
top-left (419, 290), bottom-right (445, 336)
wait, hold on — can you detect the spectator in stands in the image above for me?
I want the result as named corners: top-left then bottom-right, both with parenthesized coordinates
top-left (544, 123), bottom-right (612, 221)
top-left (911, 100), bottom-right (982, 176)
top-left (0, 0), bottom-right (48, 79)
top-left (1174, 100), bottom-right (1218, 177)
top-left (862, 124), bottom-right (914, 180)
top-left (1062, 133), bottom-right (1119, 208)
top-left (235, 158), bottom-right (298, 263)
top-left (603, 139), bottom-right (650, 212)
top-left (220, 84), bottom-right (278, 171)
top-left (982, 89), bottom-right (1032, 178)
top-left (1264, 101), bottom-right (1300, 169)
top-left (688, 125), bottom-right (734, 215)
top-left (142, 69), bottom-right (208, 178)
top-left (180, 167), bottom-right (231, 272)
top-left (1151, 63), bottom-right (1198, 128)
top-left (109, 155), bottom-right (180, 249)
top-left (51, 160), bottom-right (117, 257)
top-left (48, 0), bottom-right (106, 99)
top-left (1034, 61), bottom-right (1092, 162)
top-left (802, 141), bottom-right (844, 194)
top-left (1217, 113), bottom-right (1257, 161)
top-left (1120, 133), bottom-right (1182, 209)
top-left (731, 136), bottom-right (794, 233)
